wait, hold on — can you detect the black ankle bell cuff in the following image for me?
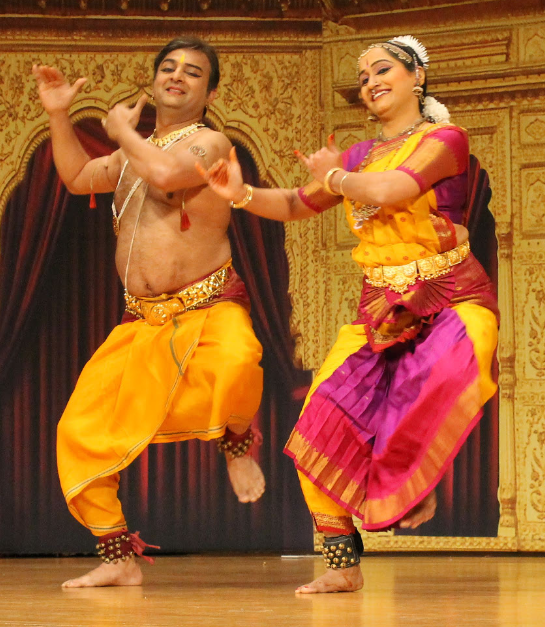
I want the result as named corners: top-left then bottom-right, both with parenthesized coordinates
top-left (321, 532), bottom-right (364, 569)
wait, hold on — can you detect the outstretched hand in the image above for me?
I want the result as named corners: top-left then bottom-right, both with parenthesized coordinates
top-left (32, 65), bottom-right (87, 115)
top-left (195, 146), bottom-right (247, 204)
top-left (101, 94), bottom-right (148, 143)
top-left (294, 133), bottom-right (343, 184)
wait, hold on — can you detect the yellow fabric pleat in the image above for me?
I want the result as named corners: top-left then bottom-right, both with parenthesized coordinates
top-left (451, 302), bottom-right (498, 405)
top-left (57, 301), bottom-right (263, 532)
top-left (298, 470), bottom-right (352, 518)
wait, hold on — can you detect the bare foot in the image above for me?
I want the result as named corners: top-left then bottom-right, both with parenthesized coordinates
top-left (296, 566), bottom-right (363, 594)
top-left (226, 453), bottom-right (265, 503)
top-left (399, 490), bottom-right (437, 529)
top-left (62, 556), bottom-right (143, 588)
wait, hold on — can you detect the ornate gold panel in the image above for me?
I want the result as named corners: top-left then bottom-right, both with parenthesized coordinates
top-left (521, 167), bottom-right (545, 235)
top-left (520, 26), bottom-right (545, 63)
top-left (516, 257), bottom-right (545, 380)
top-left (520, 113), bottom-right (545, 144)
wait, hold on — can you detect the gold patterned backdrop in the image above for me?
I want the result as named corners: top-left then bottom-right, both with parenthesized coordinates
top-left (1, 1), bottom-right (545, 551)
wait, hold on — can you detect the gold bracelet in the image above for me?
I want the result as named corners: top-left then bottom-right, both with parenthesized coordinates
top-left (339, 173), bottom-right (350, 197)
top-left (323, 167), bottom-right (343, 195)
top-left (230, 184), bottom-right (253, 209)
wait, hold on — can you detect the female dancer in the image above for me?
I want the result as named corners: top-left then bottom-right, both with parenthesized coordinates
top-left (197, 35), bottom-right (499, 594)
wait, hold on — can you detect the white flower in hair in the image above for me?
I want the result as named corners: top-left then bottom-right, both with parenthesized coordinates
top-left (423, 96), bottom-right (450, 123)
top-left (390, 35), bottom-right (429, 68)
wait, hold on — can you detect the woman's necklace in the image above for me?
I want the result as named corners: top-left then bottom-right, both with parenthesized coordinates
top-left (377, 117), bottom-right (425, 143)
top-left (350, 118), bottom-right (426, 230)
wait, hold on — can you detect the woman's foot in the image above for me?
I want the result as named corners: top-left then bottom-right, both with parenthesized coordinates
top-left (62, 555), bottom-right (143, 588)
top-left (399, 490), bottom-right (437, 529)
top-left (296, 565), bottom-right (363, 594)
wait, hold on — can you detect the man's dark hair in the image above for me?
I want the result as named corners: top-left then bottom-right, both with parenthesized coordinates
top-left (153, 37), bottom-right (220, 93)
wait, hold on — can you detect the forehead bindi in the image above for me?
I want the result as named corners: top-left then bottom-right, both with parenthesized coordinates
top-left (163, 49), bottom-right (209, 73)
top-left (358, 56), bottom-right (394, 79)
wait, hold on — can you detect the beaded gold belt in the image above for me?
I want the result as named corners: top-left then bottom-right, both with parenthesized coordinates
top-left (363, 241), bottom-right (470, 294)
top-left (124, 260), bottom-right (232, 326)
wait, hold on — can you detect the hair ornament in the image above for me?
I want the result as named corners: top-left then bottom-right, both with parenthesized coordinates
top-left (423, 96), bottom-right (450, 123)
top-left (390, 35), bottom-right (429, 69)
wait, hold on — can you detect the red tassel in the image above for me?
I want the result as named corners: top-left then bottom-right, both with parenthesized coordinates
top-left (89, 191), bottom-right (97, 209)
top-left (129, 531), bottom-right (161, 565)
top-left (180, 210), bottom-right (190, 231)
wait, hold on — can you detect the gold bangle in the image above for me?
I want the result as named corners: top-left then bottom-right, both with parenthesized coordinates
top-left (230, 184), bottom-right (253, 209)
top-left (323, 167), bottom-right (343, 195)
top-left (339, 173), bottom-right (350, 197)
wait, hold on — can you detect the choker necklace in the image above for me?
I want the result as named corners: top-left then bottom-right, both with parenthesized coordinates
top-left (378, 117), bottom-right (425, 143)
top-left (148, 122), bottom-right (205, 147)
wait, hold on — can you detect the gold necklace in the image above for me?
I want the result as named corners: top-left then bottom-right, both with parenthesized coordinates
top-left (377, 117), bottom-right (425, 143)
top-left (112, 122), bottom-right (205, 236)
top-left (148, 122), bottom-right (205, 147)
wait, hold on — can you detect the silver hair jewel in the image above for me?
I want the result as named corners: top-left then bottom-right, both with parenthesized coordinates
top-left (390, 36), bottom-right (430, 68)
top-left (356, 35), bottom-right (429, 78)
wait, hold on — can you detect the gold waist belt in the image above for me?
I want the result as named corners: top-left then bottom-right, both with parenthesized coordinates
top-left (363, 240), bottom-right (470, 294)
top-left (124, 260), bottom-right (232, 326)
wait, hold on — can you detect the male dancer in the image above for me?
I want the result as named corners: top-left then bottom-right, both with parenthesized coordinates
top-left (33, 37), bottom-right (264, 588)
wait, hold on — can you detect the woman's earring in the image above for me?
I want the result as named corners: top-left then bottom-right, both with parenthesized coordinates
top-left (412, 85), bottom-right (425, 105)
top-left (413, 60), bottom-right (425, 105)
top-left (367, 114), bottom-right (379, 122)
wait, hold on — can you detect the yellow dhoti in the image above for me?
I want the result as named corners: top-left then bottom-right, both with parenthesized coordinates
top-left (57, 284), bottom-right (263, 536)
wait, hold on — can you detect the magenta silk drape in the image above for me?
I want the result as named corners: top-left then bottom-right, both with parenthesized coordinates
top-left (0, 115), bottom-right (498, 555)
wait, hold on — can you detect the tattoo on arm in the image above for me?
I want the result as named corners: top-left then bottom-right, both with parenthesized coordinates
top-left (189, 145), bottom-right (208, 167)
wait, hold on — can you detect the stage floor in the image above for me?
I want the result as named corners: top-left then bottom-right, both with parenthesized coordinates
top-left (0, 554), bottom-right (543, 626)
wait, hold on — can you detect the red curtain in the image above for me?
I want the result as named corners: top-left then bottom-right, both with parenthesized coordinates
top-left (0, 115), bottom-right (311, 555)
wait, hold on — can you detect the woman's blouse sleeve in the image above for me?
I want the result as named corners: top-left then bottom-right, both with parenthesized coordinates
top-left (297, 180), bottom-right (342, 214)
top-left (396, 126), bottom-right (469, 193)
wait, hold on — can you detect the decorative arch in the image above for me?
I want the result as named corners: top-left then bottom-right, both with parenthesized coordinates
top-left (0, 87), bottom-right (151, 222)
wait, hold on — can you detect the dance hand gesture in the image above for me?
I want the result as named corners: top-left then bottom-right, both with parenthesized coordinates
top-left (195, 147), bottom-right (246, 203)
top-left (32, 65), bottom-right (87, 115)
top-left (295, 134), bottom-right (343, 184)
top-left (101, 95), bottom-right (148, 143)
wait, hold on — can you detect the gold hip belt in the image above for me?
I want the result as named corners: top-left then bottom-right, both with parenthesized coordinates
top-left (124, 260), bottom-right (232, 326)
top-left (363, 241), bottom-right (470, 294)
